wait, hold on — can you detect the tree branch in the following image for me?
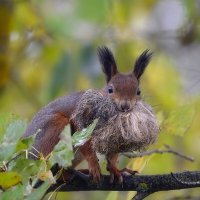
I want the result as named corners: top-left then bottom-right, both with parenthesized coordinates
top-left (122, 144), bottom-right (194, 162)
top-left (47, 171), bottom-right (200, 200)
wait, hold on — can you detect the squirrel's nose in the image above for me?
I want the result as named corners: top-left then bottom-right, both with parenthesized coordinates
top-left (120, 103), bottom-right (130, 112)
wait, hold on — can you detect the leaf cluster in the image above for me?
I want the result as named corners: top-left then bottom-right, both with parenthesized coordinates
top-left (0, 114), bottom-right (97, 200)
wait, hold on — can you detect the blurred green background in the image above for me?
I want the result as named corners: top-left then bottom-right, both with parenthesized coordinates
top-left (1, 0), bottom-right (200, 199)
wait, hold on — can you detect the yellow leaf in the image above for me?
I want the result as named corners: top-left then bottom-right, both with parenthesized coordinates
top-left (0, 172), bottom-right (22, 189)
top-left (38, 170), bottom-right (56, 184)
top-left (127, 157), bottom-right (145, 173)
top-left (133, 157), bottom-right (145, 171)
top-left (127, 158), bottom-right (145, 200)
top-left (164, 105), bottom-right (195, 136)
top-left (106, 191), bottom-right (118, 200)
top-left (127, 191), bottom-right (136, 200)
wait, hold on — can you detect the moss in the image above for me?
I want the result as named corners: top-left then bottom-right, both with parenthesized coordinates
top-left (138, 182), bottom-right (149, 191)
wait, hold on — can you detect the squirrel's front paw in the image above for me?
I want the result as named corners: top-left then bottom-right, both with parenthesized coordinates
top-left (88, 162), bottom-right (101, 183)
top-left (109, 167), bottom-right (123, 184)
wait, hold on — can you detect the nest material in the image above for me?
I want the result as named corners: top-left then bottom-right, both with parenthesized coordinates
top-left (71, 90), bottom-right (159, 155)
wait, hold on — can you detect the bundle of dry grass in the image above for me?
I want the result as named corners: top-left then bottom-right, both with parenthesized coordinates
top-left (71, 90), bottom-right (159, 155)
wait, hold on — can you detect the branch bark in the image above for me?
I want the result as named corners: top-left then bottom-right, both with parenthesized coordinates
top-left (47, 171), bottom-right (200, 200)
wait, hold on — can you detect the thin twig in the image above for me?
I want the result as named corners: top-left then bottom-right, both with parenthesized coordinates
top-left (47, 182), bottom-right (66, 200)
top-left (2, 161), bottom-right (7, 171)
top-left (122, 144), bottom-right (194, 162)
top-left (5, 150), bottom-right (25, 168)
top-left (164, 144), bottom-right (194, 162)
top-left (0, 151), bottom-right (25, 172)
top-left (2, 149), bottom-right (39, 171)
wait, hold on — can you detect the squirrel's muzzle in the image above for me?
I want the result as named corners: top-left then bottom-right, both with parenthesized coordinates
top-left (116, 99), bottom-right (136, 112)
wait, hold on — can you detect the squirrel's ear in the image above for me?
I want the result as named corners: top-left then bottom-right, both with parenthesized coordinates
top-left (98, 46), bottom-right (118, 82)
top-left (133, 50), bottom-right (153, 80)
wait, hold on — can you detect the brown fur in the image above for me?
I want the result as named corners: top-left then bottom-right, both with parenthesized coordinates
top-left (106, 74), bottom-right (138, 111)
top-left (23, 92), bottom-right (84, 158)
top-left (109, 74), bottom-right (138, 100)
top-left (23, 47), bottom-right (155, 183)
top-left (71, 90), bottom-right (159, 156)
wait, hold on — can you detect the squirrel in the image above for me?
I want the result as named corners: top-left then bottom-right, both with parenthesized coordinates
top-left (23, 46), bottom-right (158, 184)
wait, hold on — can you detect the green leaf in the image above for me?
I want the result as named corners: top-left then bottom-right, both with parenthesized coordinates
top-left (106, 191), bottom-right (118, 200)
top-left (72, 119), bottom-right (98, 147)
top-left (0, 143), bottom-right (17, 162)
top-left (0, 119), bottom-right (27, 161)
top-left (11, 157), bottom-right (44, 185)
top-left (1, 184), bottom-right (23, 200)
top-left (3, 119), bottom-right (27, 143)
top-left (183, 0), bottom-right (196, 19)
top-left (16, 134), bottom-right (36, 152)
top-left (75, 0), bottom-right (108, 22)
top-left (49, 125), bottom-right (74, 167)
top-left (0, 171), bottom-right (22, 189)
top-left (0, 113), bottom-right (14, 142)
top-left (49, 53), bottom-right (72, 99)
top-left (25, 181), bottom-right (50, 200)
top-left (164, 105), bottom-right (195, 136)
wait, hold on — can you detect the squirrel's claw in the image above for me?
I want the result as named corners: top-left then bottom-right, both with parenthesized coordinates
top-left (108, 167), bottom-right (138, 185)
top-left (107, 161), bottom-right (122, 184)
top-left (120, 168), bottom-right (138, 176)
top-left (88, 163), bottom-right (101, 183)
top-left (109, 170), bottom-right (123, 185)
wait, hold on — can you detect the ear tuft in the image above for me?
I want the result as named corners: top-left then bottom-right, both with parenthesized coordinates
top-left (133, 49), bottom-right (153, 80)
top-left (97, 46), bottom-right (118, 82)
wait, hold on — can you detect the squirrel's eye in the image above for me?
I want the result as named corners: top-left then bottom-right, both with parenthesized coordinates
top-left (137, 89), bottom-right (141, 95)
top-left (108, 87), bottom-right (113, 94)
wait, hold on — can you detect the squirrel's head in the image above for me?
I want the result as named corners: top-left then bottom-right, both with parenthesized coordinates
top-left (98, 46), bottom-right (153, 112)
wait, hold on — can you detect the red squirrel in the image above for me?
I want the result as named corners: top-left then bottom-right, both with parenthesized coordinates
top-left (23, 46), bottom-right (157, 184)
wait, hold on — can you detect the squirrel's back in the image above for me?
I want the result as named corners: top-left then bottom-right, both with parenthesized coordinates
top-left (23, 91), bottom-right (84, 157)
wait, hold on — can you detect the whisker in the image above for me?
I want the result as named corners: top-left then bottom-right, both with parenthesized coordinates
top-left (151, 104), bottom-right (162, 108)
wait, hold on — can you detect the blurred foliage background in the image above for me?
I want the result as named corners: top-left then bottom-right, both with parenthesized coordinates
top-left (1, 0), bottom-right (200, 199)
